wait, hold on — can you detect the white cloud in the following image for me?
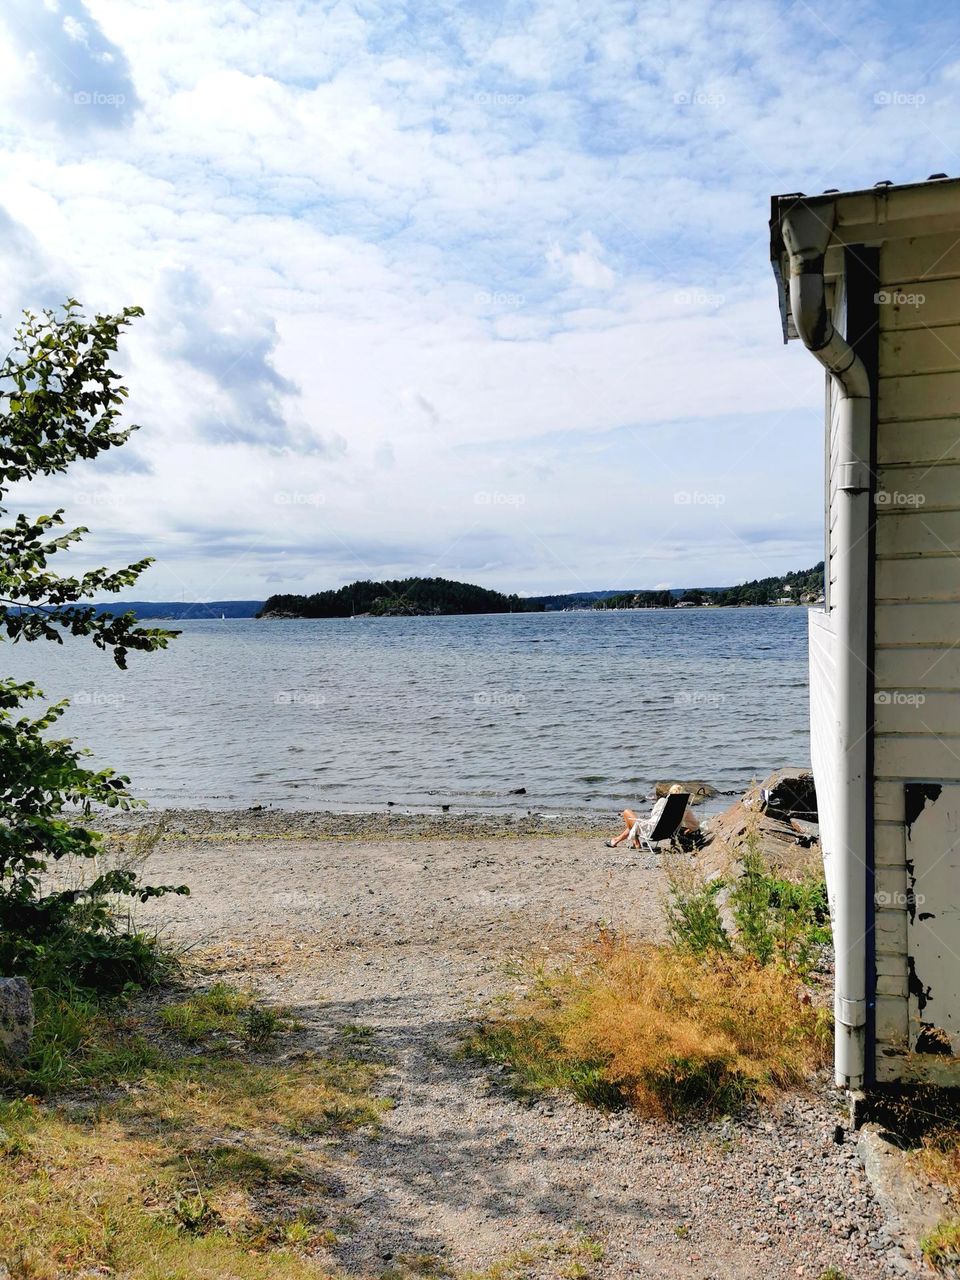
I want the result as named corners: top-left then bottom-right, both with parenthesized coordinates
top-left (546, 232), bottom-right (616, 291)
top-left (0, 0), bottom-right (957, 595)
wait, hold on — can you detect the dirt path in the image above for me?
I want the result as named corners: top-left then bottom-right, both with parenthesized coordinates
top-left (131, 815), bottom-right (905, 1280)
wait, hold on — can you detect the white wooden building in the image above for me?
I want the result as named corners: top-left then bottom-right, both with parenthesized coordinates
top-left (770, 175), bottom-right (960, 1091)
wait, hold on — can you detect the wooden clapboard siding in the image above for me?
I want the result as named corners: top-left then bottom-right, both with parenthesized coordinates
top-left (875, 510), bottom-right (960, 556)
top-left (874, 821), bottom-right (906, 868)
top-left (874, 781), bottom-right (906, 823)
top-left (873, 688), bottom-right (960, 735)
top-left (883, 232), bottom-right (960, 284)
top-left (871, 234), bottom-right (960, 1076)
top-left (874, 735), bottom-right (960, 779)
top-left (879, 278), bottom-right (960, 331)
top-left (879, 371), bottom-right (960, 421)
top-left (878, 418), bottom-right (960, 466)
top-left (876, 554), bottom-right (960, 602)
top-left (808, 610), bottom-right (840, 860)
top-left (875, 602), bottom-right (960, 645)
top-left (876, 462), bottom-right (960, 511)
top-left (875, 646), bottom-right (960, 690)
top-left (880, 326), bottom-right (960, 376)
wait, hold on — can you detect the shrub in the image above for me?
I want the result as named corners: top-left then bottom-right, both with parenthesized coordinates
top-left (664, 858), bottom-right (730, 956)
top-left (468, 935), bottom-right (830, 1118)
top-left (666, 833), bottom-right (830, 979)
top-left (0, 302), bottom-right (186, 1005)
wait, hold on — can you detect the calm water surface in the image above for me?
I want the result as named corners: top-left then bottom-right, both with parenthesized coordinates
top-left (6, 608), bottom-right (810, 815)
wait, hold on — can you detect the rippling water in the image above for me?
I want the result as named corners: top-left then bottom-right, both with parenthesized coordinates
top-left (6, 607), bottom-right (810, 814)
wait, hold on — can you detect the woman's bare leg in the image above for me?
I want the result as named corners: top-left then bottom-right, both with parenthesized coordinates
top-left (609, 808), bottom-right (639, 847)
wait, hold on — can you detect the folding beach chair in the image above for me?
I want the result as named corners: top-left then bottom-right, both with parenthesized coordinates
top-left (629, 791), bottom-right (691, 851)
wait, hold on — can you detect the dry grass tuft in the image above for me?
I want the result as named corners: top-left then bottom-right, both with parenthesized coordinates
top-left (469, 934), bottom-right (830, 1117)
top-left (0, 1104), bottom-right (336, 1280)
top-left (131, 1052), bottom-right (389, 1139)
top-left (915, 1126), bottom-right (960, 1201)
top-left (0, 979), bottom-right (390, 1279)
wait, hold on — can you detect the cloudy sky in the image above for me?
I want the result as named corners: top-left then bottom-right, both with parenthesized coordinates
top-left (1, 0), bottom-right (958, 599)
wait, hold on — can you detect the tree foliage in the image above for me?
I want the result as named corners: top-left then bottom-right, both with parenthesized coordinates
top-left (593, 589), bottom-right (676, 610)
top-left (593, 563), bottom-right (825, 610)
top-left (0, 301), bottom-right (186, 973)
top-left (259, 576), bottom-right (543, 618)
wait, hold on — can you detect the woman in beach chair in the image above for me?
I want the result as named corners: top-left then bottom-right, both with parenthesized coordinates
top-left (605, 784), bottom-right (700, 849)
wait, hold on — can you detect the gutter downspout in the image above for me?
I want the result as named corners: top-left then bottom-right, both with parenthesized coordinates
top-left (780, 202), bottom-right (872, 1090)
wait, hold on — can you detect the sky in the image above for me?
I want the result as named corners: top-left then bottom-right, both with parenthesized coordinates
top-left (1, 0), bottom-right (960, 599)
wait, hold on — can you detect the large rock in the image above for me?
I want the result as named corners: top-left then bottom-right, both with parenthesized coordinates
top-left (0, 978), bottom-right (34, 1065)
top-left (702, 768), bottom-right (820, 878)
top-left (654, 779), bottom-right (718, 806)
top-left (755, 766), bottom-right (818, 819)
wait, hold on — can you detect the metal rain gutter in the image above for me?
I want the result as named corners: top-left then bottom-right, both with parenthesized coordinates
top-left (779, 199), bottom-right (872, 1090)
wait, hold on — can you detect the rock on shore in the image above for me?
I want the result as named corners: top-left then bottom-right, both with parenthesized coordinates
top-left (0, 977), bottom-right (33, 1064)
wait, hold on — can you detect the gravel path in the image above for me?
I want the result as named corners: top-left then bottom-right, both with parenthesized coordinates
top-left (125, 810), bottom-right (908, 1279)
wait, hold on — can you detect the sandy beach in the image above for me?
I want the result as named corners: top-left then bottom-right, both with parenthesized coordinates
top-left (106, 808), bottom-right (902, 1280)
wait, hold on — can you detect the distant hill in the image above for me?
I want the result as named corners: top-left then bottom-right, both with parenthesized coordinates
top-left (525, 589), bottom-right (634, 610)
top-left (87, 600), bottom-right (264, 620)
top-left (85, 564), bottom-right (824, 620)
top-left (258, 577), bottom-right (544, 618)
top-left (592, 563), bottom-right (825, 610)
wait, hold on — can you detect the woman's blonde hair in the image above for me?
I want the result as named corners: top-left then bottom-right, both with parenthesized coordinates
top-left (668, 783), bottom-right (685, 795)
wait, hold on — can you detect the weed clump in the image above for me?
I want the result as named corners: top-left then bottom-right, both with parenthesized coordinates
top-left (666, 833), bottom-right (830, 978)
top-left (468, 932), bottom-right (830, 1118)
top-left (469, 830), bottom-right (832, 1119)
top-left (921, 1217), bottom-right (960, 1272)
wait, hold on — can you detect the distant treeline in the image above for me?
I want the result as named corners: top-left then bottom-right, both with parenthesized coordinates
top-left (593, 563), bottom-right (825, 610)
top-left (258, 576), bottom-right (544, 618)
top-left (593, 589), bottom-right (676, 610)
top-left (85, 600), bottom-right (264, 620)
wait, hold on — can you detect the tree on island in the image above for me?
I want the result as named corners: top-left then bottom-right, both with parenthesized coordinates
top-left (593, 564), bottom-right (824, 610)
top-left (259, 576), bottom-right (543, 618)
top-left (0, 301), bottom-right (186, 986)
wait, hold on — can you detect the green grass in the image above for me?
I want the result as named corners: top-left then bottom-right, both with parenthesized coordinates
top-left (0, 986), bottom-right (162, 1095)
top-left (922, 1218), bottom-right (960, 1271)
top-left (0, 978), bottom-right (390, 1278)
top-left (464, 1020), bottom-right (624, 1109)
top-left (339, 1023), bottom-right (376, 1042)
